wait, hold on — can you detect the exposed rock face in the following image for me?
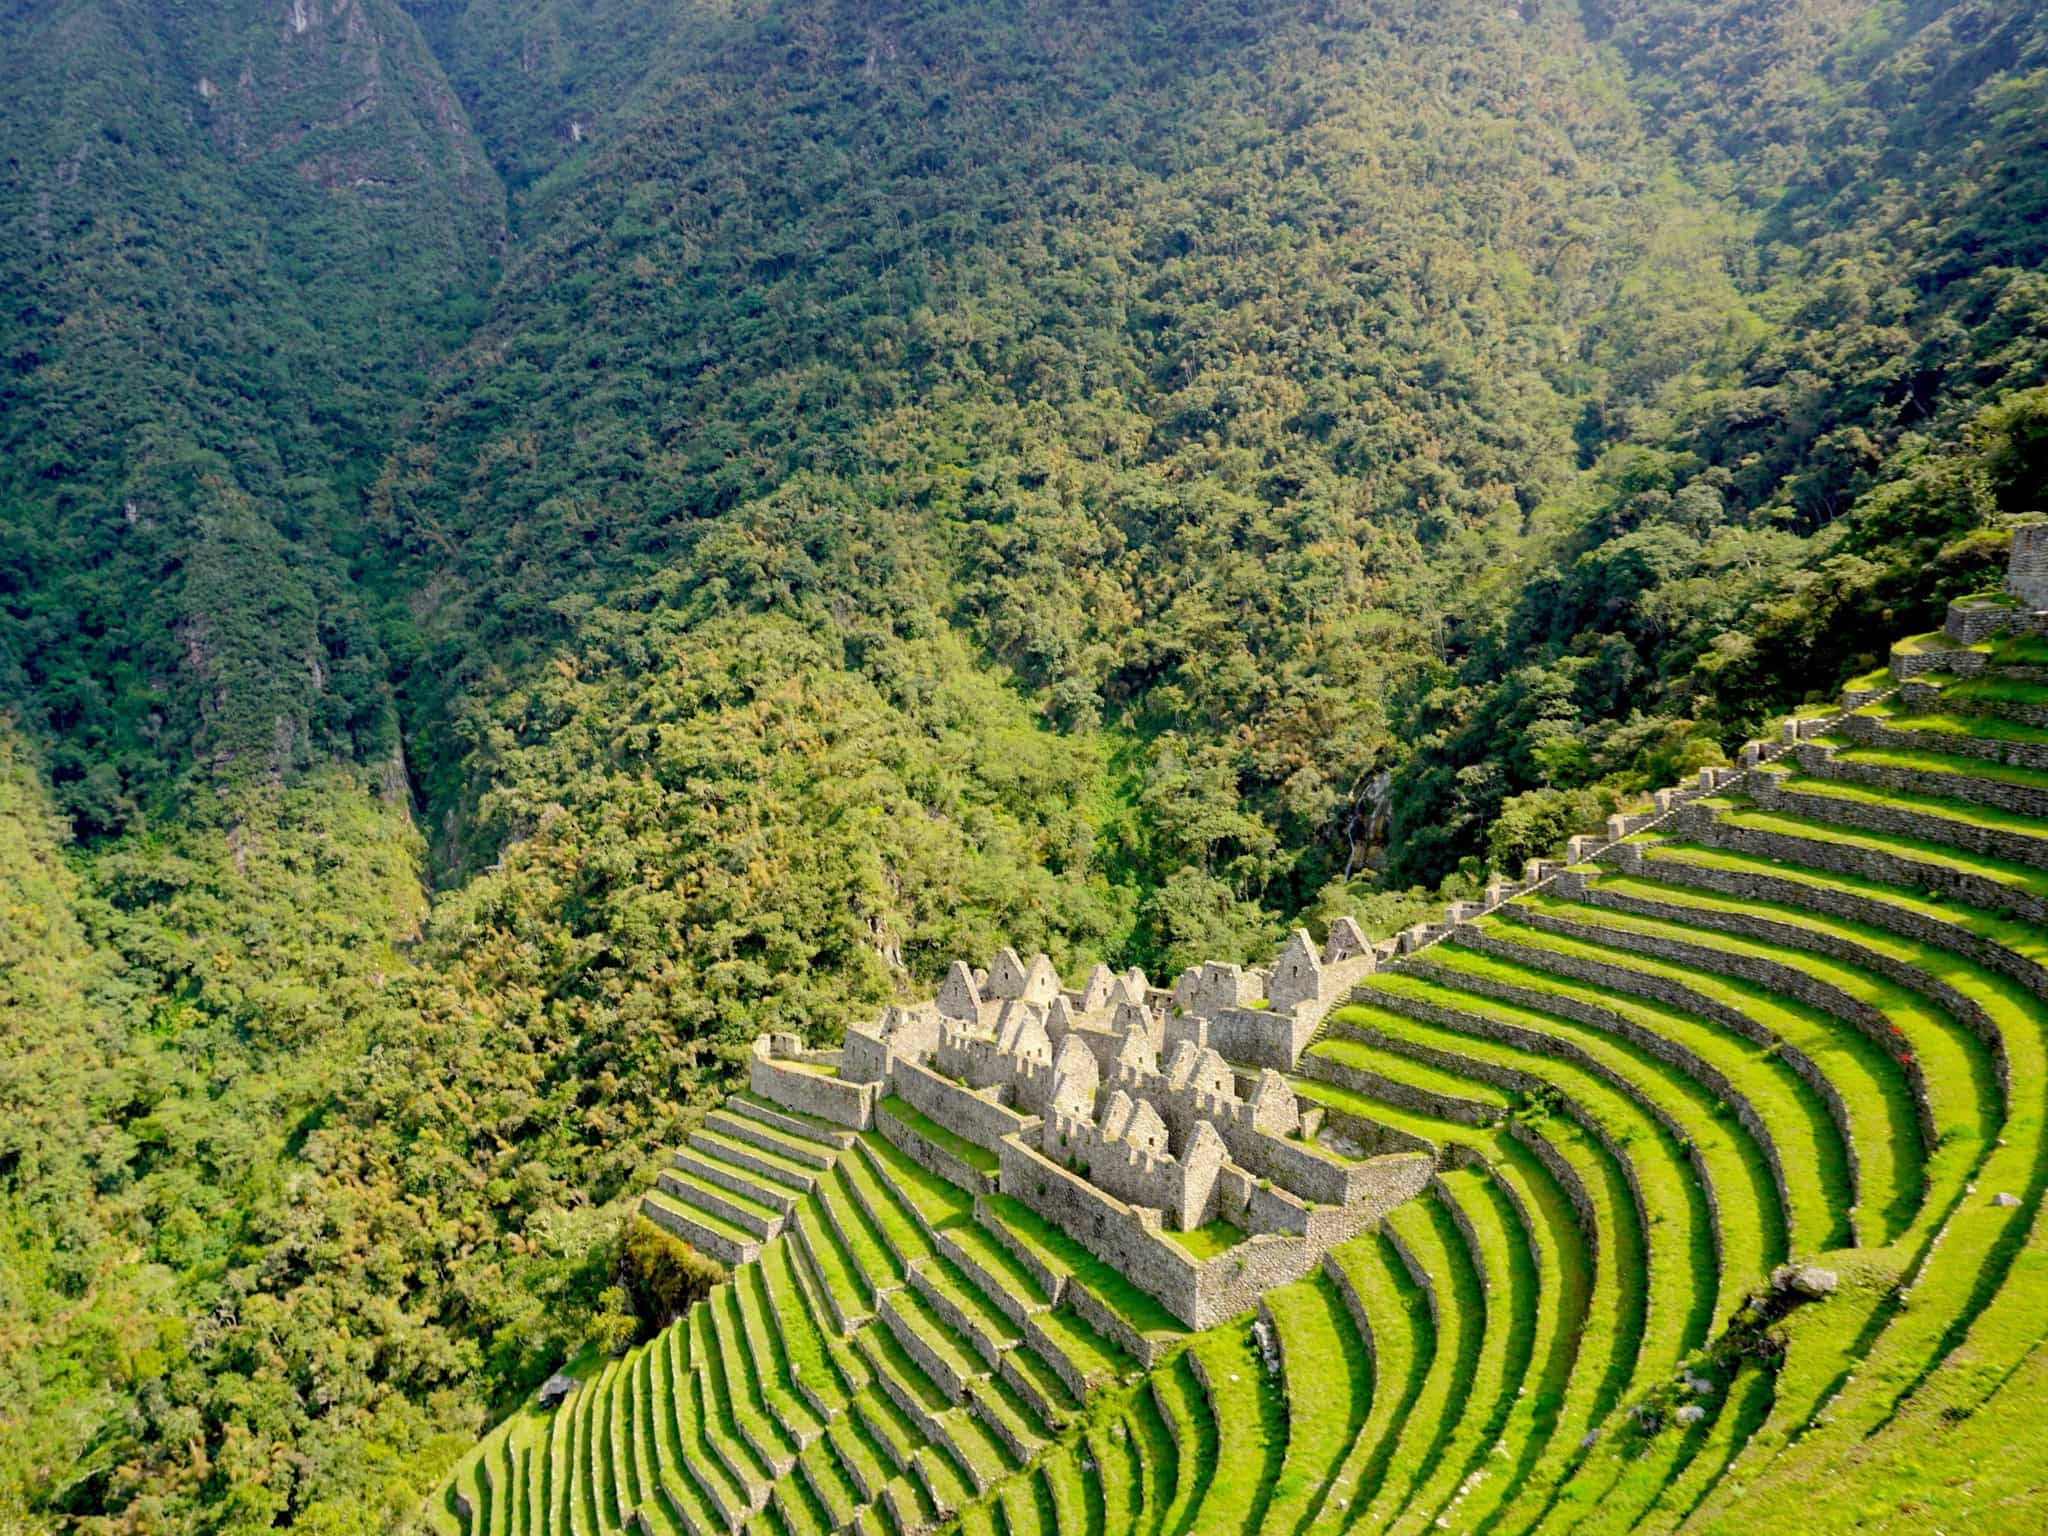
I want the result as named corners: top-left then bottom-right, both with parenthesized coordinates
top-left (1772, 1263), bottom-right (1839, 1299)
top-left (536, 1371), bottom-right (578, 1408)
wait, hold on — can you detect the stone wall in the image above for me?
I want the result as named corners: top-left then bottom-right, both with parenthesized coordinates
top-left (1903, 679), bottom-right (2048, 730)
top-left (1581, 882), bottom-right (2012, 1099)
top-left (1502, 903), bottom-right (1939, 1155)
top-left (2008, 523), bottom-right (2048, 610)
top-left (1120, 1047), bottom-right (1371, 1202)
top-left (842, 1004), bottom-right (942, 1086)
top-left (1174, 1151), bottom-right (1429, 1329)
top-left (750, 1040), bottom-right (877, 1130)
top-left (1617, 843), bottom-right (2048, 1007)
top-left (1697, 809), bottom-right (2048, 927)
top-left (997, 1134), bottom-right (1203, 1319)
top-left (1407, 947), bottom-right (1795, 1238)
top-left (1353, 983), bottom-right (1716, 1276)
top-left (791, 1216), bottom-right (861, 1337)
top-left (877, 1100), bottom-right (998, 1196)
top-left (882, 1295), bottom-right (970, 1411)
top-left (1298, 1047), bottom-right (1497, 1126)
top-left (1509, 1121), bottom-right (1599, 1267)
top-left (1840, 708), bottom-right (2048, 772)
top-left (1380, 1211), bottom-right (1439, 1325)
top-left (1247, 1180), bottom-right (1309, 1237)
top-left (640, 1190), bottom-right (759, 1267)
top-left (994, 1126), bottom-right (1428, 1330)
top-left (841, 1027), bottom-right (892, 1086)
top-left (1944, 598), bottom-right (2017, 646)
top-left (1797, 740), bottom-right (2048, 819)
top-left (1307, 1097), bottom-right (1439, 1158)
top-left (1174, 961), bottom-right (1266, 1017)
top-left (1179, 1004), bottom-right (1300, 1072)
top-left (1164, 931), bottom-right (1381, 1071)
top-left (1046, 1107), bottom-right (1223, 1230)
top-left (1890, 646), bottom-right (1974, 681)
top-left (1253, 1131), bottom-right (1379, 1208)
top-left (1750, 771), bottom-right (2048, 870)
top-left (892, 1058), bottom-right (1035, 1153)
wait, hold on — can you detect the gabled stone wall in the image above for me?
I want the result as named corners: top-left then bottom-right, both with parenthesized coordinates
top-left (2008, 522), bottom-right (2048, 610)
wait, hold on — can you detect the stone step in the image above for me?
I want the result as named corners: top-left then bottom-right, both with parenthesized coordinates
top-left (705, 1109), bottom-right (838, 1171)
top-left (655, 1168), bottom-right (784, 1240)
top-left (670, 1146), bottom-right (802, 1215)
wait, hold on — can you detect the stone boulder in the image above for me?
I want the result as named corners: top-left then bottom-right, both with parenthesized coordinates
top-left (1771, 1263), bottom-right (1838, 1299)
top-left (537, 1371), bottom-right (579, 1409)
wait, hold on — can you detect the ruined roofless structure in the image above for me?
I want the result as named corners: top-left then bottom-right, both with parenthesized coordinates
top-left (744, 931), bottom-right (1431, 1332)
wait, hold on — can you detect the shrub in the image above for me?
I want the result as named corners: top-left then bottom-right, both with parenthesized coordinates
top-left (620, 1215), bottom-right (726, 1328)
top-left (1487, 786), bottom-right (1608, 874)
top-left (588, 1284), bottom-right (640, 1355)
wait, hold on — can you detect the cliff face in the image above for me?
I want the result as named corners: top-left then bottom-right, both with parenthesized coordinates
top-left (399, 0), bottom-right (705, 193)
top-left (190, 0), bottom-right (499, 217)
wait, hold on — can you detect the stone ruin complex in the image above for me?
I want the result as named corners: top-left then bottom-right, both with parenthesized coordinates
top-left (744, 929), bottom-right (1432, 1333)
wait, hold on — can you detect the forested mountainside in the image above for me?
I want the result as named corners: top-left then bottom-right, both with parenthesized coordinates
top-left (0, 0), bottom-right (2044, 1528)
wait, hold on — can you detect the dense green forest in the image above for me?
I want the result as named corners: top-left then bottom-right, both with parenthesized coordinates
top-left (1, 0), bottom-right (2044, 1527)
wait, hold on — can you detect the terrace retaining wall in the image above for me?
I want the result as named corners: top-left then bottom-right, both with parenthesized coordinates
top-left (750, 1052), bottom-right (877, 1130)
top-left (893, 1059), bottom-right (1035, 1153)
top-left (1751, 774), bottom-right (2048, 872)
top-left (1616, 847), bottom-right (2048, 1007)
top-left (1798, 742), bottom-right (2048, 819)
top-left (1501, 904), bottom-right (1940, 1154)
top-left (877, 1103), bottom-right (998, 1196)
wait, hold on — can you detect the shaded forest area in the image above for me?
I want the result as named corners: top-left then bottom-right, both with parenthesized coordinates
top-left (1, 0), bottom-right (2045, 1526)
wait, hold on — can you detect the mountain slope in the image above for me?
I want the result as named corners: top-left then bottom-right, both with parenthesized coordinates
top-left (0, 0), bottom-right (504, 825)
top-left (0, 0), bottom-right (2043, 1529)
